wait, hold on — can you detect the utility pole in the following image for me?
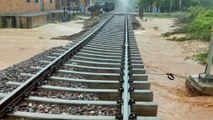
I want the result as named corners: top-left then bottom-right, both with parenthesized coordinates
top-left (139, 6), bottom-right (143, 20)
top-left (169, 0), bottom-right (173, 13)
top-left (205, 24), bottom-right (213, 77)
top-left (179, 0), bottom-right (182, 9)
top-left (187, 24), bottom-right (213, 95)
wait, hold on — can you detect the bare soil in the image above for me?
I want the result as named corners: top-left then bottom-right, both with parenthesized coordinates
top-left (134, 17), bottom-right (213, 120)
top-left (0, 20), bottom-right (84, 70)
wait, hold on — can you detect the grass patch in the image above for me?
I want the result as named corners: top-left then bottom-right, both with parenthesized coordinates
top-left (194, 50), bottom-right (209, 64)
top-left (163, 7), bottom-right (213, 42)
top-left (162, 27), bottom-right (187, 37)
top-left (162, 32), bottom-right (171, 37)
top-left (144, 12), bottom-right (189, 18)
top-left (187, 9), bottom-right (213, 42)
top-left (153, 26), bottom-right (159, 31)
top-left (0, 18), bottom-right (3, 28)
top-left (71, 15), bottom-right (80, 20)
top-left (167, 36), bottom-right (191, 42)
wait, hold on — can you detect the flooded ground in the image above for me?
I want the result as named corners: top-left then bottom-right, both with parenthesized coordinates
top-left (0, 20), bottom-right (84, 70)
top-left (134, 17), bottom-right (213, 120)
top-left (0, 15), bottom-right (212, 120)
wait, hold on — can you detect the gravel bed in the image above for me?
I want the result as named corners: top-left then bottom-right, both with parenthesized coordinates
top-left (15, 102), bottom-right (119, 116)
top-left (130, 15), bottom-right (144, 30)
top-left (0, 78), bottom-right (22, 93)
top-left (51, 18), bottom-right (100, 41)
top-left (59, 65), bottom-right (74, 71)
top-left (51, 72), bottom-right (85, 79)
top-left (44, 80), bottom-right (88, 89)
top-left (0, 47), bottom-right (65, 93)
top-left (0, 82), bottom-right (17, 93)
top-left (29, 89), bottom-right (99, 101)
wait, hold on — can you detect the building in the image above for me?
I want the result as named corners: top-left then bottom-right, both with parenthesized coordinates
top-left (55, 0), bottom-right (81, 9)
top-left (55, 0), bottom-right (91, 14)
top-left (0, 0), bottom-right (56, 14)
top-left (0, 0), bottom-right (66, 28)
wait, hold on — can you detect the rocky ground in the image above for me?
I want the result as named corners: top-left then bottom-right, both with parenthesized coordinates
top-left (134, 17), bottom-right (213, 120)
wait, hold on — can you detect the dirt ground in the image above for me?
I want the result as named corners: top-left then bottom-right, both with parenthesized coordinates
top-left (0, 20), bottom-right (84, 70)
top-left (134, 17), bottom-right (213, 120)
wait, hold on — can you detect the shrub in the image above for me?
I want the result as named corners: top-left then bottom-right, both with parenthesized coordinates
top-left (187, 9), bottom-right (213, 41)
top-left (195, 50), bottom-right (209, 64)
top-left (0, 18), bottom-right (2, 28)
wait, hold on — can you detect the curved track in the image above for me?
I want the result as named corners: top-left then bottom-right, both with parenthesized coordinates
top-left (0, 14), bottom-right (158, 120)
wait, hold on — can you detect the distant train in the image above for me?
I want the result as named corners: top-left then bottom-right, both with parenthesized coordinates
top-left (88, 2), bottom-right (115, 13)
top-left (102, 2), bottom-right (115, 12)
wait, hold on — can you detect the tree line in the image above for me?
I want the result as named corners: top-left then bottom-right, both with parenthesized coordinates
top-left (138, 0), bottom-right (213, 12)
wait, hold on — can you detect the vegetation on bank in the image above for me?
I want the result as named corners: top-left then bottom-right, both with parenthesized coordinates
top-left (164, 7), bottom-right (213, 64)
top-left (143, 12), bottom-right (189, 18)
top-left (163, 6), bottom-right (212, 42)
top-left (139, 0), bottom-right (213, 64)
top-left (0, 18), bottom-right (3, 28)
top-left (187, 9), bottom-right (213, 41)
top-left (194, 50), bottom-right (209, 64)
top-left (138, 0), bottom-right (213, 13)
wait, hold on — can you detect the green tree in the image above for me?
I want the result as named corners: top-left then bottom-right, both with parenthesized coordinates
top-left (138, 0), bottom-right (213, 12)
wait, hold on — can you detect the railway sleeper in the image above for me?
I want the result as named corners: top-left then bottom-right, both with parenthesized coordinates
top-left (28, 86), bottom-right (154, 101)
top-left (87, 42), bottom-right (123, 47)
top-left (90, 41), bottom-right (123, 45)
top-left (6, 77), bottom-right (151, 90)
top-left (75, 53), bottom-right (122, 59)
top-left (86, 43), bottom-right (123, 48)
top-left (83, 47), bottom-right (122, 53)
top-left (20, 70), bottom-right (148, 81)
top-left (72, 55), bottom-right (121, 63)
top-left (7, 112), bottom-right (160, 120)
top-left (72, 56), bottom-right (143, 64)
top-left (56, 70), bottom-right (148, 81)
top-left (63, 64), bottom-right (145, 74)
top-left (67, 60), bottom-right (144, 68)
top-left (85, 45), bottom-right (122, 50)
top-left (9, 97), bottom-right (157, 116)
top-left (79, 49), bottom-right (122, 56)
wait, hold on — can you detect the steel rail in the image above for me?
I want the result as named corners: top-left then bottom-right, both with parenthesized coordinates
top-left (121, 14), bottom-right (131, 120)
top-left (0, 14), bottom-right (115, 118)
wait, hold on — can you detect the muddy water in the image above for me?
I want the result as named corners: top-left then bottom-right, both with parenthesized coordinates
top-left (0, 20), bottom-right (84, 70)
top-left (134, 17), bottom-right (213, 120)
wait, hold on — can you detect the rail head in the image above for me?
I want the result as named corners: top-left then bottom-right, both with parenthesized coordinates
top-left (116, 14), bottom-right (132, 120)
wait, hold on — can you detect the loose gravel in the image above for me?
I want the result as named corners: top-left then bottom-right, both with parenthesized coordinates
top-left (15, 102), bottom-right (119, 116)
top-left (30, 89), bottom-right (99, 101)
top-left (0, 47), bottom-right (65, 94)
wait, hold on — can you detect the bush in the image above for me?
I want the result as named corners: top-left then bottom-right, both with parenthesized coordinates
top-left (187, 9), bottom-right (213, 41)
top-left (176, 15), bottom-right (192, 24)
top-left (188, 6), bottom-right (205, 18)
top-left (195, 50), bottom-right (209, 64)
top-left (0, 18), bottom-right (2, 28)
top-left (174, 6), bottom-right (212, 42)
top-left (167, 36), bottom-right (192, 42)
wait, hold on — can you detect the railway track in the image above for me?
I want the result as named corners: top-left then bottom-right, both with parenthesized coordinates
top-left (0, 14), bottom-right (158, 120)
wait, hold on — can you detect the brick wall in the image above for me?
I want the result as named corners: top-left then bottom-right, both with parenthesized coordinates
top-left (44, 0), bottom-right (56, 11)
top-left (55, 0), bottom-right (61, 9)
top-left (0, 0), bottom-right (56, 14)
